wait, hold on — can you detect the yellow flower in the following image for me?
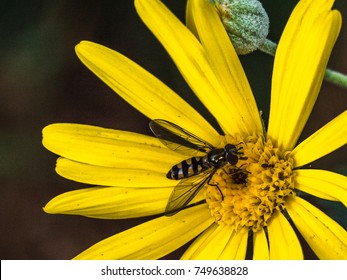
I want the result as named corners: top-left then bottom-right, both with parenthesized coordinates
top-left (42, 0), bottom-right (347, 259)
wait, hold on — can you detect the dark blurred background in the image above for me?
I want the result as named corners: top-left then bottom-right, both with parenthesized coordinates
top-left (1, 0), bottom-right (346, 259)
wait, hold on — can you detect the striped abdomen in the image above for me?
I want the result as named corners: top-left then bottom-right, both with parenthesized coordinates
top-left (167, 156), bottom-right (208, 179)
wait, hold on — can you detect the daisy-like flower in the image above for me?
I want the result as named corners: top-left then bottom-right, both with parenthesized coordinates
top-left (43, 0), bottom-right (347, 259)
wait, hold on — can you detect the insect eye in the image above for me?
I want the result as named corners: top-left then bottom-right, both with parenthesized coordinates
top-left (224, 144), bottom-right (239, 165)
top-left (226, 153), bottom-right (238, 165)
top-left (224, 144), bottom-right (236, 151)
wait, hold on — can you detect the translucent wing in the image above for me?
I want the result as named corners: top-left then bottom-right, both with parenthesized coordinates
top-left (149, 119), bottom-right (214, 156)
top-left (165, 169), bottom-right (215, 216)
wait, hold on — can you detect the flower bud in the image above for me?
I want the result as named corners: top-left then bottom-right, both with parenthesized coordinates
top-left (211, 0), bottom-right (269, 55)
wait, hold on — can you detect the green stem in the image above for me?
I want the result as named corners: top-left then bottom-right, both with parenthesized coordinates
top-left (259, 39), bottom-right (347, 90)
top-left (258, 39), bottom-right (276, 55)
top-left (324, 69), bottom-right (347, 89)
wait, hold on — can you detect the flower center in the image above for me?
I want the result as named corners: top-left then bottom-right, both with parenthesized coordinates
top-left (205, 134), bottom-right (295, 232)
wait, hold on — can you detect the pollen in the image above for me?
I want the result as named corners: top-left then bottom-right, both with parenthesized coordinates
top-left (205, 134), bottom-right (295, 232)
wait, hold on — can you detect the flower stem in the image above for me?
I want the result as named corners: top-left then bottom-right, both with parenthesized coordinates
top-left (258, 39), bottom-right (276, 55)
top-left (324, 69), bottom-right (347, 89)
top-left (259, 39), bottom-right (347, 90)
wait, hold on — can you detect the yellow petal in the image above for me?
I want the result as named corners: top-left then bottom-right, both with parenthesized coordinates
top-left (294, 169), bottom-right (347, 206)
top-left (44, 186), bottom-right (171, 219)
top-left (56, 158), bottom-right (176, 188)
top-left (253, 229), bottom-right (270, 260)
top-left (287, 196), bottom-right (347, 259)
top-left (268, 0), bottom-right (342, 150)
top-left (291, 110), bottom-right (347, 167)
top-left (181, 224), bottom-right (226, 259)
top-left (181, 224), bottom-right (247, 260)
top-left (135, 0), bottom-right (254, 136)
top-left (185, 0), bottom-right (198, 38)
top-left (73, 204), bottom-right (213, 259)
top-left (189, 0), bottom-right (262, 135)
top-left (75, 41), bottom-right (219, 146)
top-left (42, 123), bottom-right (185, 170)
top-left (267, 210), bottom-right (303, 259)
top-left (218, 227), bottom-right (248, 260)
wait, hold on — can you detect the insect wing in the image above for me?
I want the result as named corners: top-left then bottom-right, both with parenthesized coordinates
top-left (165, 169), bottom-right (214, 216)
top-left (149, 119), bottom-right (214, 156)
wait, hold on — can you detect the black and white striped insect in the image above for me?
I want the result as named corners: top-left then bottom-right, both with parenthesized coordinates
top-left (149, 119), bottom-right (243, 216)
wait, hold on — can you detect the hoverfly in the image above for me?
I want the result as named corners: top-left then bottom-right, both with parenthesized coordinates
top-left (149, 119), bottom-right (244, 216)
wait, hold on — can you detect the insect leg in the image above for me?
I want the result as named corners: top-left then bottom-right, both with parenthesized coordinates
top-left (206, 169), bottom-right (224, 201)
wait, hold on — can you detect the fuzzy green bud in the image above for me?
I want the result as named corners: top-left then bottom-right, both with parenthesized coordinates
top-left (211, 0), bottom-right (269, 55)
